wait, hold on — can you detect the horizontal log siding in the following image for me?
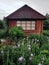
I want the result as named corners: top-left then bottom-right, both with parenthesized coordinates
top-left (8, 20), bottom-right (44, 35)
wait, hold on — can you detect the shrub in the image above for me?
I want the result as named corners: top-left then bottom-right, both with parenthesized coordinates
top-left (29, 34), bottom-right (48, 47)
top-left (41, 50), bottom-right (49, 57)
top-left (9, 26), bottom-right (25, 37)
top-left (39, 35), bottom-right (48, 46)
top-left (43, 30), bottom-right (49, 36)
top-left (0, 20), bottom-right (4, 29)
top-left (41, 43), bottom-right (49, 51)
top-left (9, 26), bottom-right (25, 44)
top-left (0, 29), bottom-right (7, 38)
top-left (0, 20), bottom-right (7, 38)
top-left (44, 19), bottom-right (49, 30)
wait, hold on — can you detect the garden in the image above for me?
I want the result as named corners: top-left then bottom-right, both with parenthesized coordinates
top-left (0, 34), bottom-right (49, 65)
top-left (0, 20), bottom-right (49, 65)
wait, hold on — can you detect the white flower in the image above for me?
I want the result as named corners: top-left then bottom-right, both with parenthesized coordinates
top-left (27, 45), bottom-right (31, 51)
top-left (38, 63), bottom-right (42, 65)
top-left (18, 56), bottom-right (25, 63)
top-left (37, 40), bottom-right (39, 42)
top-left (29, 53), bottom-right (34, 60)
top-left (18, 44), bottom-right (20, 47)
top-left (27, 47), bottom-right (31, 51)
top-left (30, 53), bottom-right (34, 57)
top-left (1, 50), bottom-right (4, 54)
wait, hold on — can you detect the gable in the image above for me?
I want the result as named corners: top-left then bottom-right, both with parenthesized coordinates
top-left (6, 5), bottom-right (46, 20)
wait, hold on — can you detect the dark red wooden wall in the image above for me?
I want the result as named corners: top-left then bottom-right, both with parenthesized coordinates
top-left (8, 20), bottom-right (44, 35)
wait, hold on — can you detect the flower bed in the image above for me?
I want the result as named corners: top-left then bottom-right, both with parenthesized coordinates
top-left (0, 36), bottom-right (49, 65)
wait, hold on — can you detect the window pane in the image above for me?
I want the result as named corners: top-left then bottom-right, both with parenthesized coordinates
top-left (31, 21), bottom-right (35, 30)
top-left (32, 21), bottom-right (35, 24)
top-left (32, 27), bottom-right (35, 30)
top-left (17, 21), bottom-right (21, 26)
top-left (21, 24), bottom-right (25, 27)
top-left (27, 27), bottom-right (30, 30)
top-left (21, 21), bottom-right (26, 30)
top-left (17, 21), bottom-right (21, 24)
top-left (32, 24), bottom-right (35, 27)
top-left (27, 23), bottom-right (30, 26)
top-left (26, 21), bottom-right (31, 30)
top-left (17, 24), bottom-right (21, 26)
top-left (23, 27), bottom-right (26, 30)
top-left (21, 21), bottom-right (26, 24)
top-left (27, 21), bottom-right (31, 24)
top-left (27, 21), bottom-right (31, 29)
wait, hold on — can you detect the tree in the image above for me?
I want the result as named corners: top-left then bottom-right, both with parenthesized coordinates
top-left (43, 13), bottom-right (49, 30)
top-left (46, 13), bottom-right (49, 19)
top-left (0, 20), bottom-right (4, 29)
top-left (0, 19), bottom-right (8, 38)
top-left (44, 19), bottom-right (49, 30)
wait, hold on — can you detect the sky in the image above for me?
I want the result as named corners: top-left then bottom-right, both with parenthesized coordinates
top-left (0, 0), bottom-right (49, 19)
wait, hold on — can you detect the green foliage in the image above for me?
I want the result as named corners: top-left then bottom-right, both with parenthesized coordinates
top-left (29, 34), bottom-right (48, 47)
top-left (0, 20), bottom-right (7, 38)
top-left (29, 34), bottom-right (40, 39)
top-left (0, 20), bottom-right (4, 29)
top-left (44, 13), bottom-right (49, 30)
top-left (0, 43), bottom-right (49, 65)
top-left (0, 34), bottom-right (49, 65)
top-left (41, 50), bottom-right (49, 56)
top-left (31, 43), bottom-right (40, 55)
top-left (9, 26), bottom-right (25, 38)
top-left (0, 29), bottom-right (6, 38)
top-left (0, 27), bottom-right (49, 65)
top-left (44, 19), bottom-right (49, 30)
top-left (43, 30), bottom-right (49, 36)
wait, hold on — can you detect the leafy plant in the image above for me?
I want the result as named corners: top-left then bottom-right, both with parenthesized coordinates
top-left (0, 33), bottom-right (49, 65)
top-left (9, 26), bottom-right (25, 39)
top-left (44, 19), bottom-right (49, 30)
top-left (43, 30), bottom-right (49, 36)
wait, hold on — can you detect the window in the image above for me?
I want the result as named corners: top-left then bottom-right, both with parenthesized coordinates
top-left (17, 21), bottom-right (21, 26)
top-left (26, 21), bottom-right (31, 30)
top-left (21, 21), bottom-right (26, 30)
top-left (17, 21), bottom-right (35, 30)
top-left (17, 21), bottom-right (26, 30)
top-left (31, 21), bottom-right (35, 30)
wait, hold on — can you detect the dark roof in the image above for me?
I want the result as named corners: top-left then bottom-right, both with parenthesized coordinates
top-left (6, 5), bottom-right (46, 20)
